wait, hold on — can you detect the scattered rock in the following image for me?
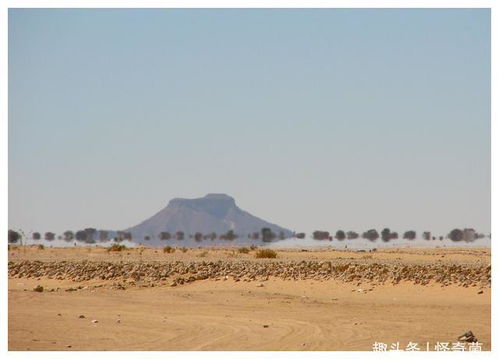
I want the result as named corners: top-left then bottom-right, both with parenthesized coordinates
top-left (263, 325), bottom-right (269, 328)
top-left (256, 283), bottom-right (264, 287)
top-left (8, 257), bottom-right (491, 288)
top-left (33, 285), bottom-right (43, 292)
top-left (477, 290), bottom-right (483, 294)
top-left (78, 315), bottom-right (85, 319)
top-left (112, 282), bottom-right (126, 290)
top-left (458, 330), bottom-right (477, 343)
top-left (91, 319), bottom-right (98, 324)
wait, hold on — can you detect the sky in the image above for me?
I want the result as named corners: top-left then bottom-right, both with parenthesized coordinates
top-left (8, 9), bottom-right (491, 236)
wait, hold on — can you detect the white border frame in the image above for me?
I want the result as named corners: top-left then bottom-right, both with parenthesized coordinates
top-left (1, 1), bottom-right (496, 359)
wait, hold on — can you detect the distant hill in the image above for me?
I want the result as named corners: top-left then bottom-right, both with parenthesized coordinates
top-left (125, 194), bottom-right (293, 241)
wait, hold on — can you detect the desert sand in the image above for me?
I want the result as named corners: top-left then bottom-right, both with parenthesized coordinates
top-left (8, 245), bottom-right (491, 351)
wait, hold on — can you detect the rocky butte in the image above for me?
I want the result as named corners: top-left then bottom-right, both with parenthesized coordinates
top-left (126, 193), bottom-right (293, 241)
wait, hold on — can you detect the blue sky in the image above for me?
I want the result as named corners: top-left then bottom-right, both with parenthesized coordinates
top-left (9, 9), bottom-right (490, 236)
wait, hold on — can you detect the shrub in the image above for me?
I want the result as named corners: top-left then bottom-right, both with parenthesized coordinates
top-left (238, 247), bottom-right (250, 254)
top-left (249, 245), bottom-right (258, 250)
top-left (255, 249), bottom-right (277, 259)
top-left (163, 246), bottom-right (175, 253)
top-left (37, 244), bottom-right (45, 250)
top-left (180, 247), bottom-right (188, 253)
top-left (107, 244), bottom-right (126, 252)
top-left (197, 251), bottom-right (208, 258)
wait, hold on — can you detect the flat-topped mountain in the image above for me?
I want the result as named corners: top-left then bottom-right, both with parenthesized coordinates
top-left (126, 193), bottom-right (292, 240)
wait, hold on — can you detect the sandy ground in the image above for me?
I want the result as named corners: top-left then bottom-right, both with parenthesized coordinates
top-left (7, 245), bottom-right (491, 264)
top-left (8, 246), bottom-right (491, 351)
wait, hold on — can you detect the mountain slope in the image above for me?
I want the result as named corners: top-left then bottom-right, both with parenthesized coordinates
top-left (125, 194), bottom-right (293, 240)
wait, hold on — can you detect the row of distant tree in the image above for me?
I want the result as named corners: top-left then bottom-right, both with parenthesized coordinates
top-left (7, 228), bottom-right (129, 245)
top-left (310, 228), bottom-right (490, 242)
top-left (7, 227), bottom-right (285, 244)
top-left (8, 227), bottom-right (490, 245)
top-left (125, 228), bottom-right (285, 242)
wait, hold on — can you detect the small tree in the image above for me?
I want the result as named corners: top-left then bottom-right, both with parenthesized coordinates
top-left (63, 230), bottom-right (74, 241)
top-left (223, 230), bottom-right (237, 241)
top-left (296, 232), bottom-right (305, 239)
top-left (261, 228), bottom-right (276, 242)
top-left (194, 232), bottom-right (203, 241)
top-left (8, 230), bottom-right (20, 244)
top-left (32, 232), bottom-right (41, 240)
top-left (160, 232), bottom-right (171, 240)
top-left (381, 228), bottom-right (391, 242)
top-left (362, 229), bottom-right (379, 241)
top-left (75, 230), bottom-right (87, 241)
top-left (463, 228), bottom-right (477, 242)
top-left (449, 228), bottom-right (464, 242)
top-left (403, 231), bottom-right (416, 240)
top-left (45, 232), bottom-right (55, 241)
top-left (346, 231), bottom-right (359, 239)
top-left (335, 230), bottom-right (346, 241)
top-left (176, 231), bottom-right (184, 240)
top-left (84, 228), bottom-right (97, 241)
top-left (423, 231), bottom-right (431, 240)
top-left (99, 230), bottom-right (108, 241)
top-left (312, 231), bottom-right (330, 240)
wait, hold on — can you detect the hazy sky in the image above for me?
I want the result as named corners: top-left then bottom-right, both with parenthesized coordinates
top-left (9, 9), bottom-right (490, 236)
